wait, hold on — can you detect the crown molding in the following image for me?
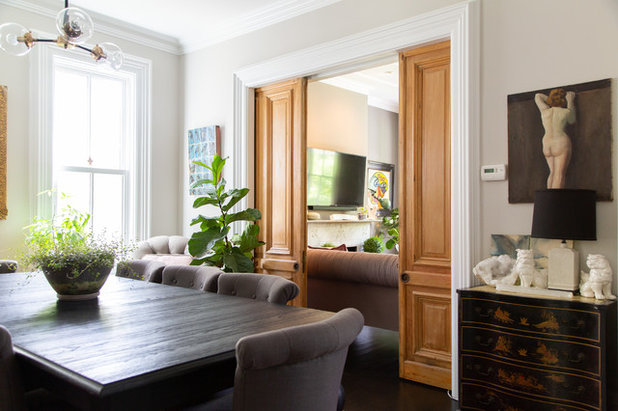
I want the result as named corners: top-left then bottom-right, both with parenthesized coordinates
top-left (182, 0), bottom-right (342, 53)
top-left (0, 0), bottom-right (182, 55)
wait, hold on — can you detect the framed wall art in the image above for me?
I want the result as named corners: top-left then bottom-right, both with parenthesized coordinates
top-left (507, 78), bottom-right (612, 203)
top-left (188, 125), bottom-right (221, 196)
top-left (367, 160), bottom-right (394, 215)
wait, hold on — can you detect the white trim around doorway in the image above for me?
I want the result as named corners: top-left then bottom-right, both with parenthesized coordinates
top-left (233, 0), bottom-right (480, 399)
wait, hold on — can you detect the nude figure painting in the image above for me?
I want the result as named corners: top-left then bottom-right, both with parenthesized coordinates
top-left (507, 79), bottom-right (611, 203)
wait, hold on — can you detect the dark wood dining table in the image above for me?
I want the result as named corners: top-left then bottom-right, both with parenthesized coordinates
top-left (0, 272), bottom-right (332, 410)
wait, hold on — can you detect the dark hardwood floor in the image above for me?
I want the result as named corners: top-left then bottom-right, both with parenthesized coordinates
top-left (342, 326), bottom-right (459, 411)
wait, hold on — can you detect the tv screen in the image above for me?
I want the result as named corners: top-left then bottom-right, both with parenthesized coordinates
top-left (307, 148), bottom-right (366, 209)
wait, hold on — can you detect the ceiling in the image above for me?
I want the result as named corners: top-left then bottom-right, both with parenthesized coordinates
top-left (4, 0), bottom-right (342, 53)
top-left (320, 62), bottom-right (399, 113)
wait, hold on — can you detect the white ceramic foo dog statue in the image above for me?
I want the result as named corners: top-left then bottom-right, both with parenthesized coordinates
top-left (499, 249), bottom-right (547, 288)
top-left (580, 254), bottom-right (616, 300)
top-left (473, 255), bottom-right (515, 286)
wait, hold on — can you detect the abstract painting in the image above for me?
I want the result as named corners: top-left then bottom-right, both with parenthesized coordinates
top-left (530, 238), bottom-right (573, 270)
top-left (490, 234), bottom-right (530, 259)
top-left (507, 79), bottom-right (612, 203)
top-left (188, 125), bottom-right (221, 196)
top-left (367, 161), bottom-right (394, 215)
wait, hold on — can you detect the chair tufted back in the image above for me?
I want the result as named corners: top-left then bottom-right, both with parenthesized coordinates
top-left (116, 260), bottom-right (166, 283)
top-left (217, 273), bottom-right (299, 305)
top-left (233, 308), bottom-right (364, 411)
top-left (133, 235), bottom-right (192, 265)
top-left (162, 265), bottom-right (224, 292)
top-left (0, 260), bottom-right (18, 274)
top-left (0, 325), bottom-right (25, 411)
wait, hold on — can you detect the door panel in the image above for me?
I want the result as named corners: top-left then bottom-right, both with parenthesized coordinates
top-left (254, 79), bottom-right (307, 306)
top-left (399, 40), bottom-right (451, 389)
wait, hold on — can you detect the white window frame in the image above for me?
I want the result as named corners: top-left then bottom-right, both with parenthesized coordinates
top-left (30, 44), bottom-right (152, 240)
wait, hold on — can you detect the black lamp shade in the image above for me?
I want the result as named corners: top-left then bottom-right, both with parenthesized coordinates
top-left (531, 189), bottom-right (596, 241)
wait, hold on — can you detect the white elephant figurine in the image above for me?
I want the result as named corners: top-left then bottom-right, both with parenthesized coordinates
top-left (499, 249), bottom-right (545, 288)
top-left (580, 254), bottom-right (616, 300)
top-left (473, 254), bottom-right (514, 286)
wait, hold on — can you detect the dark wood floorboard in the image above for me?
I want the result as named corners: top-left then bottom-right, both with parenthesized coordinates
top-left (342, 326), bottom-right (458, 411)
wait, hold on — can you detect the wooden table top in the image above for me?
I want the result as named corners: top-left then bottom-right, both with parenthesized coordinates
top-left (0, 273), bottom-right (332, 398)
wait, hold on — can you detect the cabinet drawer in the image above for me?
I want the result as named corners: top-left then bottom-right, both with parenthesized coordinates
top-left (461, 381), bottom-right (596, 411)
top-left (461, 326), bottom-right (600, 375)
top-left (461, 354), bottom-right (600, 409)
top-left (461, 297), bottom-right (600, 341)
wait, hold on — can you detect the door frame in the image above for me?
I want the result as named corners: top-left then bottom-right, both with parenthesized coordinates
top-left (233, 0), bottom-right (480, 399)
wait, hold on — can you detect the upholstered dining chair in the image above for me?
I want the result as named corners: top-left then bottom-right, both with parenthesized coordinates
top-left (0, 325), bottom-right (25, 411)
top-left (217, 273), bottom-right (299, 305)
top-left (161, 265), bottom-right (224, 292)
top-left (116, 260), bottom-right (166, 283)
top-left (188, 308), bottom-right (364, 411)
top-left (0, 260), bottom-right (18, 274)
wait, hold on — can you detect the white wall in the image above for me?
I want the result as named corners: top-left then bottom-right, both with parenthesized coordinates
top-left (0, 4), bottom-right (181, 258)
top-left (368, 106), bottom-right (398, 208)
top-left (307, 81), bottom-right (368, 156)
top-left (182, 0), bottom-right (618, 280)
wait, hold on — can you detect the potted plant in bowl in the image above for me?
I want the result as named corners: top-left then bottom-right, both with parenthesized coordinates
top-left (22, 193), bottom-right (129, 300)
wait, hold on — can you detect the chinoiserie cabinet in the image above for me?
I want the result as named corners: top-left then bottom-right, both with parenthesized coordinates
top-left (458, 286), bottom-right (616, 411)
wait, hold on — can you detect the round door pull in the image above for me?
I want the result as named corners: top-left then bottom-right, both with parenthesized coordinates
top-left (293, 263), bottom-right (299, 270)
top-left (401, 273), bottom-right (410, 283)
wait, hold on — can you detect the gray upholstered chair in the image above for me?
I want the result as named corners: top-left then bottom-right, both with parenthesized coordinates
top-left (189, 308), bottom-right (363, 411)
top-left (0, 260), bottom-right (18, 274)
top-left (0, 325), bottom-right (25, 411)
top-left (116, 260), bottom-right (166, 283)
top-left (133, 235), bottom-right (192, 265)
top-left (161, 265), bottom-right (224, 292)
top-left (217, 273), bottom-right (299, 305)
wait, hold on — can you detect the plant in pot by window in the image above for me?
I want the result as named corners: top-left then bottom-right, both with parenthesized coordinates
top-left (22, 191), bottom-right (130, 300)
top-left (188, 155), bottom-right (265, 272)
top-left (382, 208), bottom-right (399, 252)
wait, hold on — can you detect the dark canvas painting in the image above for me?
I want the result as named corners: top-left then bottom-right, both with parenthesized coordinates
top-left (507, 79), bottom-right (612, 203)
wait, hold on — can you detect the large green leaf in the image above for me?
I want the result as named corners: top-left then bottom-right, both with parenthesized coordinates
top-left (193, 196), bottom-right (220, 209)
top-left (211, 155), bottom-right (226, 184)
top-left (238, 224), bottom-right (265, 253)
top-left (223, 248), bottom-right (255, 273)
top-left (222, 188), bottom-right (249, 212)
top-left (192, 160), bottom-right (212, 171)
top-left (225, 208), bottom-right (261, 224)
top-left (190, 215), bottom-right (219, 226)
top-left (188, 227), bottom-right (228, 257)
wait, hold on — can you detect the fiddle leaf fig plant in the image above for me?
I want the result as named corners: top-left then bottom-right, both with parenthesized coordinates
top-left (383, 208), bottom-right (399, 250)
top-left (188, 155), bottom-right (265, 272)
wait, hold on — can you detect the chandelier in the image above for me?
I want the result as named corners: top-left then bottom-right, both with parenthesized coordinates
top-left (0, 0), bottom-right (123, 70)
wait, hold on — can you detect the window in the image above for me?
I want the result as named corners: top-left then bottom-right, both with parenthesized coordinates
top-left (32, 46), bottom-right (151, 240)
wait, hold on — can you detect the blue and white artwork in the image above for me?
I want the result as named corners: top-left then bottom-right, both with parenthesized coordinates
top-left (188, 125), bottom-right (220, 196)
top-left (489, 234), bottom-right (530, 259)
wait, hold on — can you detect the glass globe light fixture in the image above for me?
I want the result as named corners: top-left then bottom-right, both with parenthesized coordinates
top-left (97, 42), bottom-right (124, 70)
top-left (55, 6), bottom-right (94, 45)
top-left (0, 22), bottom-right (32, 56)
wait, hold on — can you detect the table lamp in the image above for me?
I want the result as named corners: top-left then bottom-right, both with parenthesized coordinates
top-left (531, 189), bottom-right (596, 291)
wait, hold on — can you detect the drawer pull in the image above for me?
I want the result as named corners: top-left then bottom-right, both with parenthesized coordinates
top-left (568, 352), bottom-right (585, 364)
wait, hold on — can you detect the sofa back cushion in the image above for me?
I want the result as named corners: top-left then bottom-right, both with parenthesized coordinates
top-left (306, 249), bottom-right (398, 288)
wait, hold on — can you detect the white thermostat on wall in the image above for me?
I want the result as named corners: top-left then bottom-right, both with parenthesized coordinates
top-left (481, 164), bottom-right (507, 181)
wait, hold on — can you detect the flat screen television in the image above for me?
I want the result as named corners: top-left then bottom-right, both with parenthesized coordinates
top-left (307, 148), bottom-right (366, 209)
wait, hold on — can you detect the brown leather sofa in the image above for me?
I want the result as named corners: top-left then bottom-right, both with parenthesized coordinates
top-left (306, 249), bottom-right (399, 331)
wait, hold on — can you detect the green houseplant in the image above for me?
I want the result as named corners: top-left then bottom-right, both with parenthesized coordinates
top-left (363, 236), bottom-right (385, 253)
top-left (23, 192), bottom-right (129, 300)
top-left (382, 208), bottom-right (399, 251)
top-left (188, 155), bottom-right (265, 272)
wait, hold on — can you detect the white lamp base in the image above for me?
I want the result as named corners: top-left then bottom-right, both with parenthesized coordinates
top-left (548, 243), bottom-right (579, 291)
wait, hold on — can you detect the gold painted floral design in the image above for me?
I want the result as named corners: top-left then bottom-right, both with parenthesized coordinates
top-left (519, 317), bottom-right (529, 326)
top-left (546, 374), bottom-right (566, 383)
top-left (537, 343), bottom-right (559, 364)
top-left (533, 311), bottom-right (559, 332)
top-left (517, 348), bottom-right (528, 357)
top-left (494, 335), bottom-right (512, 354)
top-left (494, 307), bottom-right (514, 324)
top-left (498, 369), bottom-right (546, 392)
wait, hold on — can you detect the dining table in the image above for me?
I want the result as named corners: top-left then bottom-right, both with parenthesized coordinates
top-left (0, 272), bottom-right (333, 410)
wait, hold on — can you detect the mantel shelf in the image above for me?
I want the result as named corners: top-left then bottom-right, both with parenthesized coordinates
top-left (306, 219), bottom-right (381, 224)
